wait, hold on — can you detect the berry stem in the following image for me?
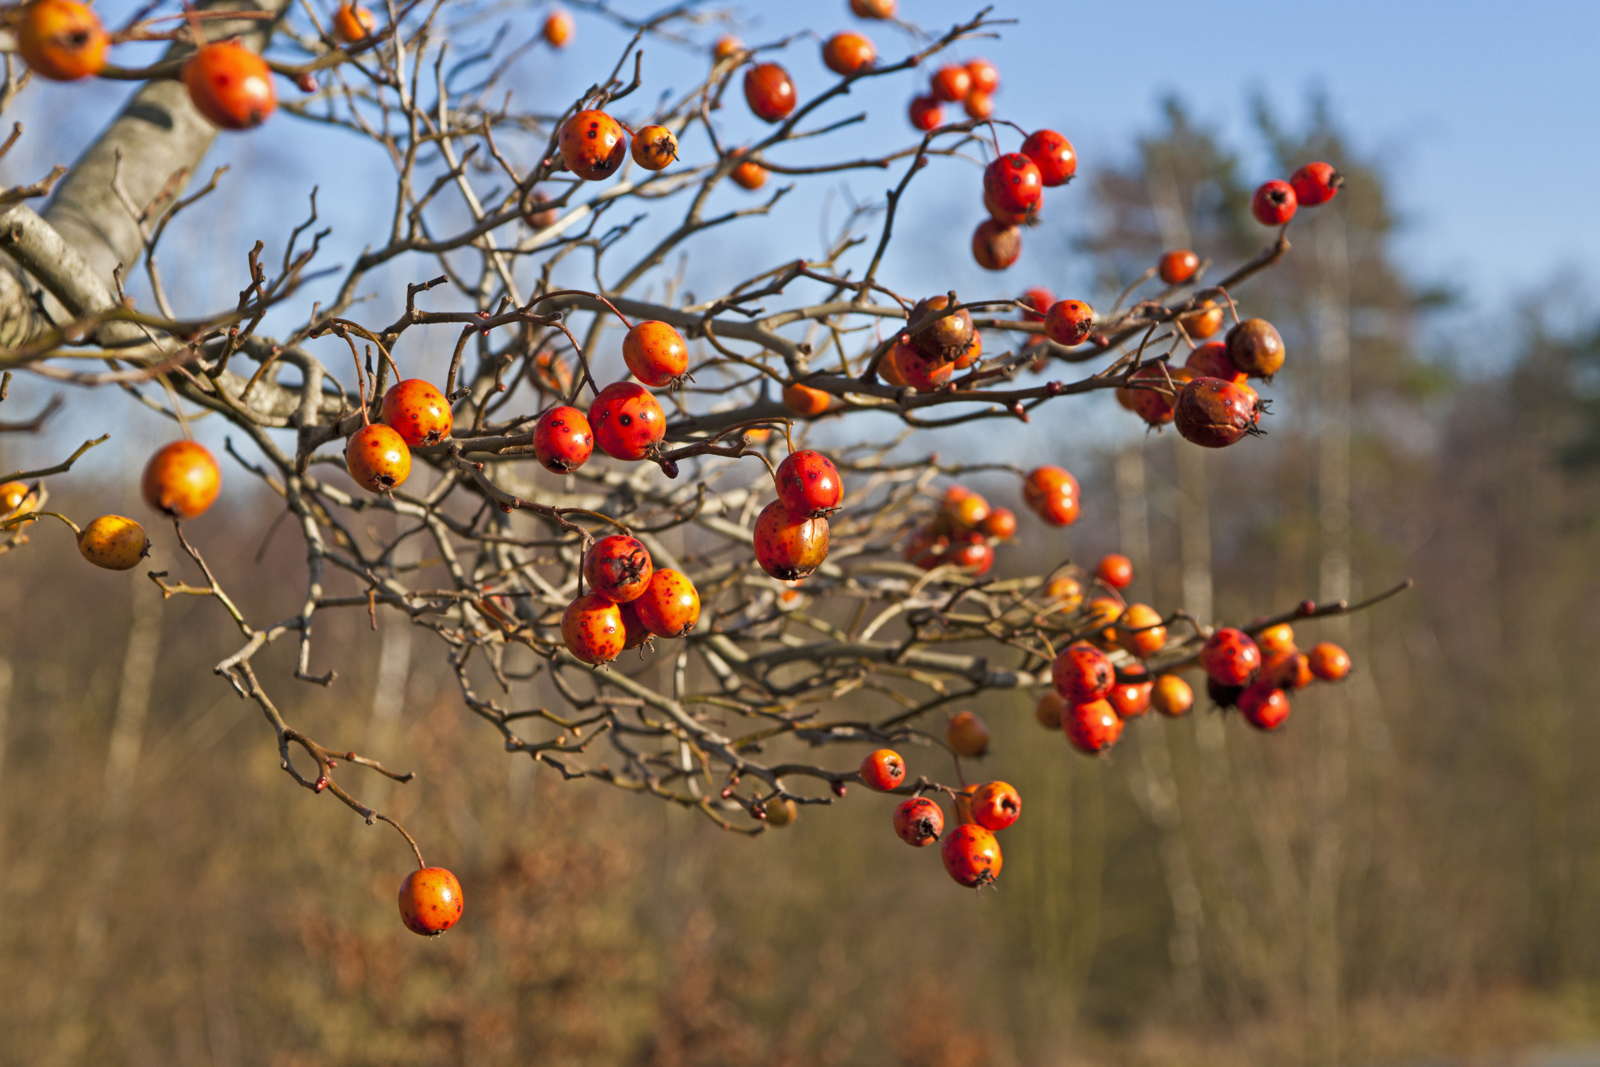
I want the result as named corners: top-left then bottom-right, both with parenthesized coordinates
top-left (377, 812), bottom-right (427, 869)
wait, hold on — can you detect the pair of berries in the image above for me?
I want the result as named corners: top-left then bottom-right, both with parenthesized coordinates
top-left (345, 379), bottom-right (453, 493)
top-left (559, 108), bottom-right (681, 178)
top-left (534, 375), bottom-right (667, 475)
top-left (880, 295), bottom-right (983, 392)
top-left (1022, 465), bottom-right (1080, 527)
top-left (1249, 161), bottom-right (1343, 226)
top-left (563, 536), bottom-right (700, 663)
top-left (982, 129), bottom-right (1075, 221)
top-left (754, 450), bottom-right (843, 580)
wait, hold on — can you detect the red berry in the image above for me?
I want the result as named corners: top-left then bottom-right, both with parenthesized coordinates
top-left (622, 320), bottom-right (689, 387)
top-left (1020, 129), bottom-right (1076, 186)
top-left (970, 781), bottom-right (1020, 831)
top-left (908, 94), bottom-right (944, 131)
top-left (1201, 627), bottom-right (1261, 687)
top-left (1094, 553), bottom-right (1133, 589)
top-left (618, 599), bottom-right (651, 649)
top-left (982, 186), bottom-right (1034, 226)
top-left (887, 337), bottom-right (954, 392)
top-left (380, 378), bottom-right (452, 447)
top-left (1023, 465), bottom-right (1080, 527)
top-left (753, 500), bottom-right (830, 580)
top-left (929, 64), bottom-right (971, 102)
top-left (980, 507), bottom-right (1016, 540)
top-left (775, 449), bottom-right (843, 517)
top-left (1238, 681), bottom-right (1291, 731)
top-left (184, 41), bottom-right (277, 130)
top-left (1020, 287), bottom-right (1053, 321)
top-left (1158, 249), bottom-right (1200, 285)
top-left (983, 153), bottom-right (1044, 215)
top-left (822, 31), bottom-right (875, 75)
top-left (1263, 650), bottom-right (1314, 690)
top-left (582, 534), bottom-right (654, 604)
top-left (562, 592), bottom-right (626, 663)
top-left (1225, 318), bottom-right (1286, 379)
top-left (1308, 641), bottom-right (1352, 681)
top-left (345, 424), bottom-right (411, 492)
top-left (533, 405), bottom-right (594, 473)
top-left (1290, 161), bottom-right (1342, 207)
top-left (946, 710), bottom-right (990, 758)
top-left (588, 381), bottom-right (665, 460)
top-left (893, 796), bottom-right (945, 847)
top-left (1117, 363), bottom-right (1191, 427)
top-left (632, 568), bottom-right (700, 637)
top-left (971, 218), bottom-right (1022, 271)
top-left (1185, 341), bottom-right (1245, 383)
top-left (559, 109), bottom-right (627, 181)
top-left (1174, 376), bottom-right (1264, 448)
top-left (940, 823), bottom-right (1002, 887)
top-left (966, 57), bottom-right (1000, 95)
top-left (1062, 698), bottom-right (1123, 754)
top-left (1178, 300), bottom-right (1225, 340)
top-left (1117, 603), bottom-right (1167, 659)
top-left (963, 90), bottom-right (993, 121)
top-left (859, 748), bottom-right (905, 791)
top-left (397, 866), bottom-right (464, 936)
top-left (1251, 179), bottom-right (1298, 226)
top-left (1043, 299), bottom-right (1095, 346)
top-left (1052, 641), bottom-right (1114, 702)
top-left (744, 62), bottom-right (797, 123)
top-left (1109, 667), bottom-right (1154, 719)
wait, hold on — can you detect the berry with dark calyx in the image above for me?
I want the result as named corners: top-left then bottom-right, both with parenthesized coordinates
top-left (1052, 641), bottom-right (1114, 702)
top-left (1043, 299), bottom-right (1095, 346)
top-left (533, 405), bottom-right (594, 473)
top-left (1020, 128), bottom-right (1077, 186)
top-left (1251, 179), bottom-right (1298, 226)
top-left (1290, 161), bottom-right (1343, 206)
top-left (184, 40), bottom-right (277, 130)
top-left (946, 710), bottom-right (990, 758)
top-left (908, 94), bottom-right (944, 131)
top-left (1158, 249), bottom-right (1200, 285)
top-left (859, 748), bottom-right (905, 792)
top-left (744, 62), bottom-right (797, 123)
top-left (1308, 641), bottom-right (1353, 681)
top-left (940, 824), bottom-right (1003, 887)
top-left (907, 295), bottom-right (975, 362)
top-left (971, 219), bottom-right (1022, 271)
top-left (983, 153), bottom-right (1044, 215)
top-left (1108, 666), bottom-right (1153, 719)
top-left (929, 64), bottom-right (971, 102)
top-left (562, 593), bottom-right (626, 663)
top-left (1201, 627), bottom-right (1262, 686)
top-left (893, 796), bottom-right (945, 847)
top-left (630, 125), bottom-right (678, 170)
top-left (1095, 553), bottom-right (1133, 589)
top-left (632, 568), bottom-right (700, 637)
top-left (753, 500), bottom-right (830, 580)
top-left (1063, 698), bottom-right (1123, 755)
top-left (77, 515), bottom-right (151, 571)
top-left (822, 31), bottom-right (875, 75)
top-left (380, 378), bottom-right (452, 447)
top-left (1174, 376), bottom-right (1264, 448)
top-left (952, 331), bottom-right (983, 370)
top-left (398, 866), bottom-right (464, 936)
top-left (1151, 674), bottom-right (1194, 717)
top-left (775, 449), bottom-right (843, 517)
top-left (559, 109), bottom-right (627, 181)
top-left (345, 424), bottom-right (411, 493)
top-left (1226, 318), bottom-right (1286, 379)
top-left (1186, 341), bottom-right (1245, 383)
top-left (1238, 681), bottom-right (1292, 731)
top-left (622, 320), bottom-right (689, 387)
top-left (16, 0), bottom-right (109, 81)
top-left (142, 440), bottom-right (222, 519)
top-left (971, 781), bottom-right (1020, 831)
top-left (582, 534), bottom-right (654, 604)
top-left (588, 381), bottom-right (665, 460)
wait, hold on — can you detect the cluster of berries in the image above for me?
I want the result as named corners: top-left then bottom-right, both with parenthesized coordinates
top-left (858, 748), bottom-right (1018, 889)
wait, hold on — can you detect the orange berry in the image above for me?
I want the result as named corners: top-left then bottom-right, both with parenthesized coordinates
top-left (397, 866), bottom-right (463, 936)
top-left (16, 0), bottom-right (108, 81)
top-left (184, 40), bottom-right (277, 130)
top-left (141, 440), bottom-right (222, 519)
top-left (332, 3), bottom-right (376, 43)
top-left (344, 423), bottom-right (411, 492)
